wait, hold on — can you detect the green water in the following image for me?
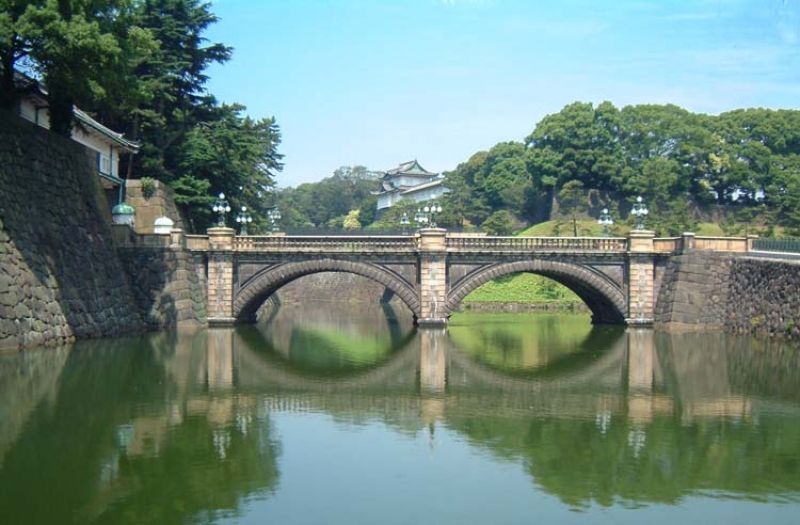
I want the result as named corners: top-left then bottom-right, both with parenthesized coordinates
top-left (1, 304), bottom-right (799, 524)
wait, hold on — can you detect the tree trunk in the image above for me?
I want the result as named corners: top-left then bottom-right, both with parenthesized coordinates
top-left (47, 88), bottom-right (74, 137)
top-left (0, 51), bottom-right (17, 111)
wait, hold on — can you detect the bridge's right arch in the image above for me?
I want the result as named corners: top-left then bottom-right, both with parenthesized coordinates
top-left (447, 260), bottom-right (627, 324)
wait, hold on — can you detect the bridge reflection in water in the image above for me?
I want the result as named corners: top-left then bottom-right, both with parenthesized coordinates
top-left (1, 309), bottom-right (800, 523)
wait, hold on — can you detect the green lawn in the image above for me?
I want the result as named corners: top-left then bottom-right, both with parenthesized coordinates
top-left (463, 273), bottom-right (581, 304)
top-left (517, 219), bottom-right (611, 237)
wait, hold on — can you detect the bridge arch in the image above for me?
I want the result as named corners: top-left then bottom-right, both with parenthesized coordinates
top-left (447, 260), bottom-right (627, 324)
top-left (234, 258), bottom-right (421, 322)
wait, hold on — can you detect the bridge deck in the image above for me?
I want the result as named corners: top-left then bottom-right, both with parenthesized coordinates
top-left (187, 234), bottom-right (633, 254)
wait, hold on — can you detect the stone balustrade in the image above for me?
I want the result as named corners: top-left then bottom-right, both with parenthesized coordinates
top-left (694, 236), bottom-right (749, 253)
top-left (232, 235), bottom-right (417, 253)
top-left (653, 237), bottom-right (681, 253)
top-left (445, 236), bottom-right (628, 252)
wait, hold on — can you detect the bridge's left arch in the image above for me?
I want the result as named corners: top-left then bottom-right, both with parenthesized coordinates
top-left (233, 258), bottom-right (421, 322)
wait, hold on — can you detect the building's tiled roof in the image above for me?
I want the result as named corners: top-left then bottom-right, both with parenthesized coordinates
top-left (373, 160), bottom-right (443, 195)
top-left (400, 178), bottom-right (446, 195)
top-left (73, 108), bottom-right (139, 153)
top-left (15, 70), bottom-right (139, 153)
top-left (384, 159), bottom-right (436, 177)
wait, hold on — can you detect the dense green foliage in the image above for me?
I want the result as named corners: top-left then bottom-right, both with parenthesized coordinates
top-left (441, 102), bottom-right (800, 235)
top-left (1, 0), bottom-right (282, 231)
top-left (274, 166), bottom-right (378, 229)
top-left (0, 0), bottom-right (157, 134)
top-left (5, 2), bottom-right (799, 236)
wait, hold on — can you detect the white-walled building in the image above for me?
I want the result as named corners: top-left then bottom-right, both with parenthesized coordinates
top-left (15, 75), bottom-right (139, 204)
top-left (374, 160), bottom-right (448, 210)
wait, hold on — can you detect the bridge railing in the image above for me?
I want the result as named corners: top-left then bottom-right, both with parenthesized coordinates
top-left (445, 236), bottom-right (628, 252)
top-left (653, 237), bottom-right (681, 253)
top-left (694, 236), bottom-right (749, 253)
top-left (185, 235), bottom-right (209, 251)
top-left (233, 235), bottom-right (417, 252)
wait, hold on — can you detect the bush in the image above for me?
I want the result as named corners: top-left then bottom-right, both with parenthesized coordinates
top-left (481, 210), bottom-right (514, 236)
top-left (140, 177), bottom-right (156, 199)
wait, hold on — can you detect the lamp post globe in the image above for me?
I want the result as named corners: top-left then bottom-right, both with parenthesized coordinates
top-left (631, 196), bottom-right (649, 231)
top-left (268, 208), bottom-right (281, 233)
top-left (212, 192), bottom-right (230, 227)
top-left (598, 207), bottom-right (614, 237)
top-left (236, 205), bottom-right (253, 235)
top-left (400, 212), bottom-right (410, 235)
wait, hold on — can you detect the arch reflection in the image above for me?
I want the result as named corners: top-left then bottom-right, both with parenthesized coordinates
top-left (1, 317), bottom-right (799, 521)
top-left (248, 301), bottom-right (416, 375)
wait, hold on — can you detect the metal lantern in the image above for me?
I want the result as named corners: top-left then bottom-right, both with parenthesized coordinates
top-left (424, 200), bottom-right (443, 228)
top-left (268, 208), bottom-right (282, 233)
top-left (153, 216), bottom-right (174, 235)
top-left (597, 208), bottom-right (614, 237)
top-left (414, 208), bottom-right (428, 228)
top-left (631, 196), bottom-right (649, 231)
top-left (235, 205), bottom-right (253, 235)
top-left (111, 202), bottom-right (135, 227)
top-left (400, 212), bottom-right (410, 235)
top-left (212, 192), bottom-right (231, 227)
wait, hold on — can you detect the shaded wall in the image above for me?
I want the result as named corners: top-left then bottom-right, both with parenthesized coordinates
top-left (0, 111), bottom-right (144, 350)
top-left (655, 252), bottom-right (800, 338)
top-left (118, 247), bottom-right (207, 329)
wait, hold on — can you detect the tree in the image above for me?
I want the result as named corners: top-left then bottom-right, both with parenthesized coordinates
top-left (342, 209), bottom-right (361, 230)
top-left (275, 165), bottom-right (377, 229)
top-left (2, 0), bottom-right (155, 135)
top-left (481, 210), bottom-right (514, 236)
top-left (558, 180), bottom-right (587, 237)
top-left (176, 104), bottom-right (282, 230)
top-left (0, 0), bottom-right (42, 108)
top-left (766, 154), bottom-right (800, 235)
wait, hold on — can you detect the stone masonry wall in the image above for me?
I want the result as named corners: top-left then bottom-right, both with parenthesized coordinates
top-left (654, 252), bottom-right (732, 330)
top-left (655, 252), bottom-right (800, 339)
top-left (118, 248), bottom-right (207, 329)
top-left (725, 258), bottom-right (800, 339)
top-left (0, 111), bottom-right (144, 350)
top-left (125, 179), bottom-right (188, 234)
top-left (275, 271), bottom-right (402, 305)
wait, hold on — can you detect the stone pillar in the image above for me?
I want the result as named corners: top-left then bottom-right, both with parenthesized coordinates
top-left (207, 327), bottom-right (235, 390)
top-left (169, 228), bottom-right (184, 249)
top-left (419, 328), bottom-right (446, 436)
top-left (746, 234), bottom-right (759, 252)
top-left (417, 228), bottom-right (448, 326)
top-left (680, 231), bottom-right (696, 254)
top-left (207, 227), bottom-right (236, 326)
top-left (420, 328), bottom-right (447, 394)
top-left (627, 328), bottom-right (655, 424)
top-left (626, 230), bottom-right (656, 325)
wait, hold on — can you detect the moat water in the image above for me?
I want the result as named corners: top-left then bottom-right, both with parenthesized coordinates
top-left (1, 303), bottom-right (799, 524)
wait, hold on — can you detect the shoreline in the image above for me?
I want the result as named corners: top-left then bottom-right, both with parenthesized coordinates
top-left (456, 301), bottom-right (589, 314)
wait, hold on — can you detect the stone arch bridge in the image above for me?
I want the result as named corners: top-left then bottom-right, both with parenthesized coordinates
top-left (182, 227), bottom-right (755, 327)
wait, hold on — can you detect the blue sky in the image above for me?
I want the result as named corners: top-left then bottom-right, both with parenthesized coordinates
top-left (206, 0), bottom-right (800, 187)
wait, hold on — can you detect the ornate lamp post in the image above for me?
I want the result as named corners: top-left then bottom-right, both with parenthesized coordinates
top-left (423, 200), bottom-right (443, 228)
top-left (235, 205), bottom-right (253, 235)
top-left (597, 207), bottom-right (613, 237)
top-left (212, 192), bottom-right (231, 227)
top-left (631, 196), bottom-right (649, 231)
top-left (414, 208), bottom-right (429, 229)
top-left (267, 208), bottom-right (282, 233)
top-left (399, 212), bottom-right (410, 235)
